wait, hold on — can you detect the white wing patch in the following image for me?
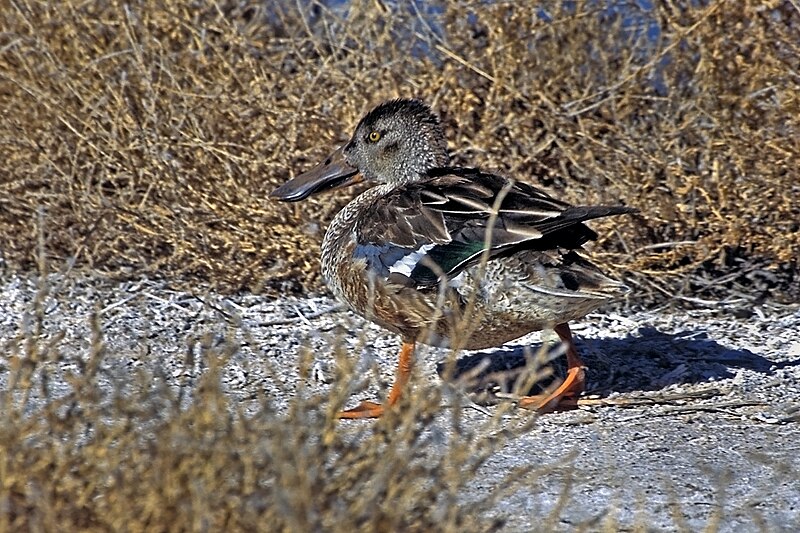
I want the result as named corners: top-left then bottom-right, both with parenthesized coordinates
top-left (446, 271), bottom-right (467, 289)
top-left (388, 243), bottom-right (436, 276)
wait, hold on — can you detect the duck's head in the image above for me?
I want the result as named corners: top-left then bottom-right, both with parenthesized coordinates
top-left (271, 99), bottom-right (448, 202)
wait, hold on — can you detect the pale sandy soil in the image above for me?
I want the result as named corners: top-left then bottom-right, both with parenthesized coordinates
top-left (2, 273), bottom-right (798, 532)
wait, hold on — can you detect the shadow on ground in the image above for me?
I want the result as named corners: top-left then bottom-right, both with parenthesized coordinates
top-left (439, 327), bottom-right (800, 403)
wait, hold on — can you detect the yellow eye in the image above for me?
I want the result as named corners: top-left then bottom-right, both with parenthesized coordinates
top-left (368, 131), bottom-right (381, 142)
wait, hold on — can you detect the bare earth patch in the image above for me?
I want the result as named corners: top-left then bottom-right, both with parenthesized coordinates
top-left (2, 273), bottom-right (797, 531)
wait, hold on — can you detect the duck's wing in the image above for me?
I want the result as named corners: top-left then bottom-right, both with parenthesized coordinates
top-left (354, 167), bottom-right (636, 288)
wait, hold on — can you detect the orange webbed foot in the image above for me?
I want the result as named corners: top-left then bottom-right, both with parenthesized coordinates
top-left (518, 366), bottom-right (586, 413)
top-left (335, 341), bottom-right (415, 420)
top-left (518, 322), bottom-right (586, 413)
top-left (336, 400), bottom-right (386, 419)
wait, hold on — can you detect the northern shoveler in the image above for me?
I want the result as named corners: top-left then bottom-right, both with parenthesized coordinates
top-left (271, 99), bottom-right (636, 418)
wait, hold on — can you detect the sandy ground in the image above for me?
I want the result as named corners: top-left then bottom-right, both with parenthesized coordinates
top-left (1, 273), bottom-right (798, 532)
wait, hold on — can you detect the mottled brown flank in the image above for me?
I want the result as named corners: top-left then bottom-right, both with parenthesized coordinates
top-left (331, 243), bottom-right (628, 352)
top-left (1, 1), bottom-right (798, 304)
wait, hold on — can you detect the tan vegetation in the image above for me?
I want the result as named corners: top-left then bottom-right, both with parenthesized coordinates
top-left (1, 1), bottom-right (798, 530)
top-left (0, 274), bottom-right (542, 531)
top-left (1, 0), bottom-right (797, 302)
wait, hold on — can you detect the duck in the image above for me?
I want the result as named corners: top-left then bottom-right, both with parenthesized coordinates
top-left (271, 99), bottom-right (636, 418)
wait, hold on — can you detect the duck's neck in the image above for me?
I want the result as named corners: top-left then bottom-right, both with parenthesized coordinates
top-left (320, 183), bottom-right (397, 291)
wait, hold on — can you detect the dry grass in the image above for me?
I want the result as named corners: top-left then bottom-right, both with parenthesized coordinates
top-left (1, 0), bottom-right (798, 530)
top-left (1, 270), bottom-right (557, 531)
top-left (1, 0), bottom-right (797, 302)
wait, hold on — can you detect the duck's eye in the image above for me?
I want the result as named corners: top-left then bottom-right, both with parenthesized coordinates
top-left (368, 131), bottom-right (381, 143)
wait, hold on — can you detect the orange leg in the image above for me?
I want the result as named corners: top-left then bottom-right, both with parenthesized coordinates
top-left (519, 322), bottom-right (586, 413)
top-left (337, 341), bottom-right (415, 419)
